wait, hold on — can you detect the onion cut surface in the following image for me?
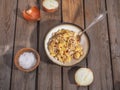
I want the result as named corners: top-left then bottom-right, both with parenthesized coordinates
top-left (75, 68), bottom-right (94, 86)
top-left (42, 0), bottom-right (59, 13)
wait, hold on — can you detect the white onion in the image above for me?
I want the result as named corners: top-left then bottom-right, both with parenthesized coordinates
top-left (43, 0), bottom-right (59, 10)
top-left (75, 68), bottom-right (94, 86)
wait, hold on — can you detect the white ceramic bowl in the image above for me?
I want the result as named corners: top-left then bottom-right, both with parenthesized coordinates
top-left (44, 23), bottom-right (90, 66)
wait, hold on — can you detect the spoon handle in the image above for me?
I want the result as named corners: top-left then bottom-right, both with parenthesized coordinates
top-left (79, 11), bottom-right (107, 36)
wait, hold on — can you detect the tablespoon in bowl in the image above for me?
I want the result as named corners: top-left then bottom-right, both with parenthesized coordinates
top-left (79, 11), bottom-right (107, 37)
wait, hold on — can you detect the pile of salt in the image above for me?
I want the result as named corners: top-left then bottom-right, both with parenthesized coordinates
top-left (19, 52), bottom-right (36, 69)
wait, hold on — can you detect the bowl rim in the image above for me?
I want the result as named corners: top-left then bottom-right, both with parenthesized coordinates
top-left (44, 22), bottom-right (90, 66)
top-left (14, 48), bottom-right (40, 72)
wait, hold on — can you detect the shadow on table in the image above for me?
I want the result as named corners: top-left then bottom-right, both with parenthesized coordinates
top-left (0, 47), bottom-right (13, 68)
top-left (115, 81), bottom-right (120, 90)
top-left (68, 66), bottom-right (81, 84)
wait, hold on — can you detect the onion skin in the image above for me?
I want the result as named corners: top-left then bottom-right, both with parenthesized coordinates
top-left (22, 10), bottom-right (32, 21)
top-left (22, 6), bottom-right (40, 21)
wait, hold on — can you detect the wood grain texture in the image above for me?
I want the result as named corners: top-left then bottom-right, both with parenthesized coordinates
top-left (62, 0), bottom-right (84, 29)
top-left (84, 0), bottom-right (113, 90)
top-left (0, 0), bottom-right (119, 90)
top-left (106, 0), bottom-right (120, 90)
top-left (62, 0), bottom-right (88, 90)
top-left (11, 0), bottom-right (38, 90)
top-left (0, 0), bottom-right (17, 90)
top-left (37, 0), bottom-right (62, 90)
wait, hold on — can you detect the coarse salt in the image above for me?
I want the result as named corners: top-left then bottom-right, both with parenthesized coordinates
top-left (19, 52), bottom-right (36, 69)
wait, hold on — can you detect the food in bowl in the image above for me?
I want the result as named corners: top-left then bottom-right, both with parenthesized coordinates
top-left (14, 48), bottom-right (40, 72)
top-left (48, 29), bottom-right (84, 63)
top-left (18, 52), bottom-right (37, 70)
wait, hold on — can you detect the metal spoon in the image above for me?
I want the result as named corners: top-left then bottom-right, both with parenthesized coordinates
top-left (79, 11), bottom-right (107, 36)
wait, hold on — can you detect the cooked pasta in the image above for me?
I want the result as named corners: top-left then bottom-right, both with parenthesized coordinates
top-left (48, 29), bottom-right (84, 63)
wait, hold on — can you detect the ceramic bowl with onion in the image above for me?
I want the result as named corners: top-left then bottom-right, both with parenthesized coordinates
top-left (44, 23), bottom-right (90, 66)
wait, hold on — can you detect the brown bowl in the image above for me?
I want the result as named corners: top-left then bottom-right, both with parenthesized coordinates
top-left (14, 48), bottom-right (40, 72)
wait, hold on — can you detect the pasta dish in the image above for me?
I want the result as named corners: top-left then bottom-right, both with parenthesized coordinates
top-left (48, 29), bottom-right (84, 63)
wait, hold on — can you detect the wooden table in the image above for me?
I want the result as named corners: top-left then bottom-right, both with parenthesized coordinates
top-left (0, 0), bottom-right (120, 90)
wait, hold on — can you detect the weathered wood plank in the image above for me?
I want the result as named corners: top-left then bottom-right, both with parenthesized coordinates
top-left (62, 0), bottom-right (88, 90)
top-left (62, 0), bottom-right (84, 29)
top-left (0, 0), bottom-right (17, 90)
top-left (84, 0), bottom-right (113, 90)
top-left (37, 0), bottom-right (62, 90)
top-left (106, 0), bottom-right (120, 90)
top-left (11, 0), bottom-right (38, 90)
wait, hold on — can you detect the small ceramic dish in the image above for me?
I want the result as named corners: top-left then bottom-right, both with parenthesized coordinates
top-left (14, 48), bottom-right (40, 72)
top-left (44, 23), bottom-right (90, 66)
